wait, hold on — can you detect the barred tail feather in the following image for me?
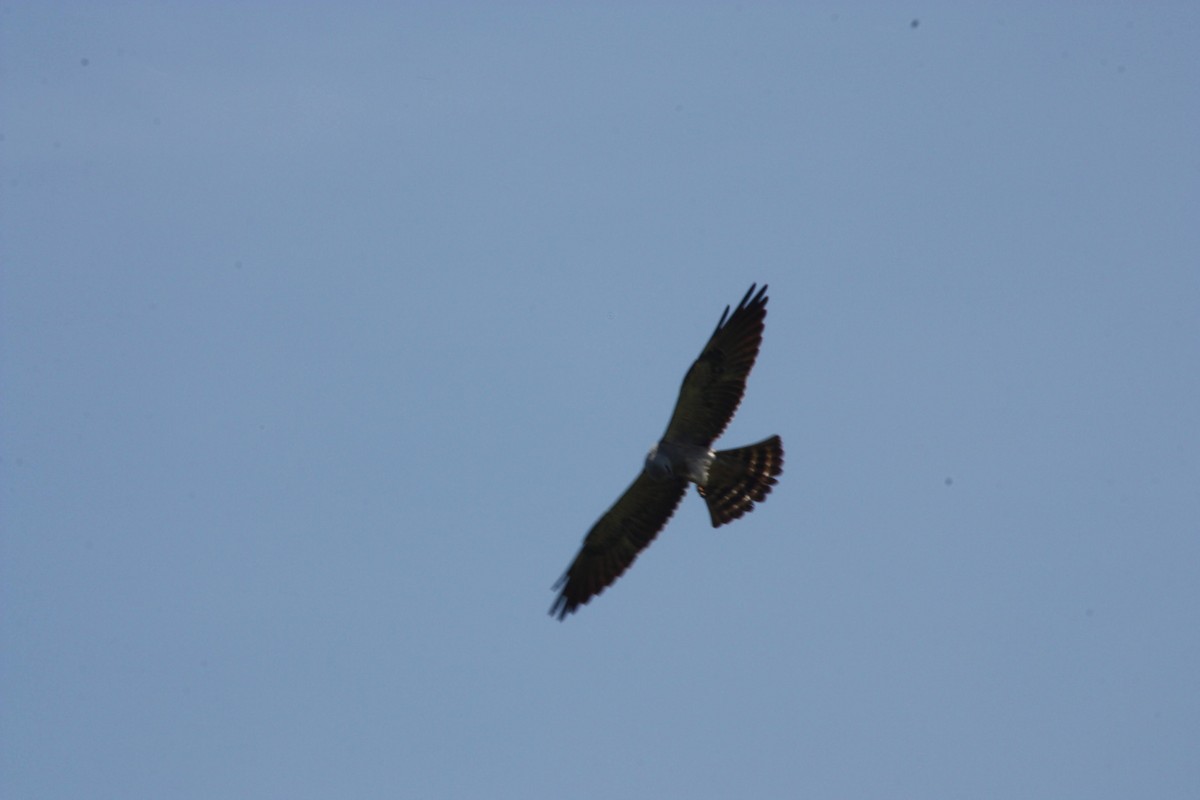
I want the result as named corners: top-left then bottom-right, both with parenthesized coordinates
top-left (697, 435), bottom-right (784, 527)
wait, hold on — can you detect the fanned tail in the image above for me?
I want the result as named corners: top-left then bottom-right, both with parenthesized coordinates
top-left (697, 435), bottom-right (784, 527)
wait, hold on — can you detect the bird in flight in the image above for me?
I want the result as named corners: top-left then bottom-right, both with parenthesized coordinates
top-left (550, 284), bottom-right (783, 619)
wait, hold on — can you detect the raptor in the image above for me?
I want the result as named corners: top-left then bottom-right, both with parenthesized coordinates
top-left (550, 284), bottom-right (783, 619)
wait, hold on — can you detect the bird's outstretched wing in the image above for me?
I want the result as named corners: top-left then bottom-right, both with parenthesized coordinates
top-left (550, 471), bottom-right (688, 619)
top-left (663, 283), bottom-right (769, 446)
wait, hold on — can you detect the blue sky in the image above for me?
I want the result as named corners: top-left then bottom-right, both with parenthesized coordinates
top-left (3, 3), bottom-right (1198, 798)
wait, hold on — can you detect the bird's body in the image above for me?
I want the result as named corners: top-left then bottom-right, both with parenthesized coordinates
top-left (550, 284), bottom-right (784, 619)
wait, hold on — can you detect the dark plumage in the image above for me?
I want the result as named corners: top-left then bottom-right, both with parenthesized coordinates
top-left (550, 284), bottom-right (784, 619)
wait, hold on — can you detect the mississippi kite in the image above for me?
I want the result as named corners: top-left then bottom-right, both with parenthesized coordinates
top-left (550, 283), bottom-right (783, 619)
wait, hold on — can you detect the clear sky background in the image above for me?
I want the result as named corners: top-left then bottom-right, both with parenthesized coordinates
top-left (3, 3), bottom-right (1198, 798)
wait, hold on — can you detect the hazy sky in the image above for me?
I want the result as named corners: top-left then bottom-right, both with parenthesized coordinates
top-left (3, 4), bottom-right (1198, 798)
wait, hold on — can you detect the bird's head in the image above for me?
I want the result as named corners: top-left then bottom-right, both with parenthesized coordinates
top-left (644, 443), bottom-right (673, 478)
